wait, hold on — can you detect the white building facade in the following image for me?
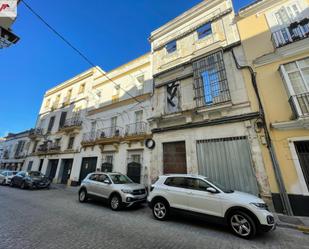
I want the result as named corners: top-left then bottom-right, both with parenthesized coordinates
top-left (0, 131), bottom-right (31, 171)
top-left (148, 0), bottom-right (272, 203)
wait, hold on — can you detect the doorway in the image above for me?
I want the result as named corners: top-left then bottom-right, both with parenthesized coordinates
top-left (163, 141), bottom-right (187, 174)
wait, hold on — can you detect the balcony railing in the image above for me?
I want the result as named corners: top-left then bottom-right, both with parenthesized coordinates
top-left (82, 127), bottom-right (123, 144)
top-left (82, 132), bottom-right (97, 143)
top-left (272, 18), bottom-right (309, 48)
top-left (96, 127), bottom-right (123, 139)
top-left (36, 142), bottom-right (61, 153)
top-left (289, 92), bottom-right (309, 118)
top-left (61, 117), bottom-right (82, 129)
top-left (29, 128), bottom-right (43, 137)
top-left (125, 122), bottom-right (147, 136)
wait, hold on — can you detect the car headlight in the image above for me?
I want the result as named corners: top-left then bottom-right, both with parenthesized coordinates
top-left (250, 202), bottom-right (268, 210)
top-left (121, 189), bottom-right (133, 194)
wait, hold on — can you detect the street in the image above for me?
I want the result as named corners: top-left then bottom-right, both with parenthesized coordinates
top-left (0, 186), bottom-right (308, 249)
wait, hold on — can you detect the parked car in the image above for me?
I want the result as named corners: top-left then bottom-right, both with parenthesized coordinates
top-left (147, 174), bottom-right (276, 239)
top-left (0, 170), bottom-right (18, 185)
top-left (10, 171), bottom-right (51, 189)
top-left (79, 172), bottom-right (147, 210)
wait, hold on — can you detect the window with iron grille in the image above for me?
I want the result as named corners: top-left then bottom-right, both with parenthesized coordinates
top-left (193, 51), bottom-right (230, 107)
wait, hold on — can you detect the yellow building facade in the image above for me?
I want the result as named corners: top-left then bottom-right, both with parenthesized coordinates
top-left (237, 0), bottom-right (309, 216)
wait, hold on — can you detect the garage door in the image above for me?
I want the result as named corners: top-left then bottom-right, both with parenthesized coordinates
top-left (196, 136), bottom-right (259, 195)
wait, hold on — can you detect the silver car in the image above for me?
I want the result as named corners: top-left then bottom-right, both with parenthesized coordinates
top-left (0, 171), bottom-right (18, 185)
top-left (78, 172), bottom-right (147, 210)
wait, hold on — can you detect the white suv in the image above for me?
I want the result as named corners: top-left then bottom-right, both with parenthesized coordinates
top-left (147, 174), bottom-right (275, 239)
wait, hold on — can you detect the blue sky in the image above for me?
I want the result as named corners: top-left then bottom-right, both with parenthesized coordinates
top-left (0, 0), bottom-right (252, 136)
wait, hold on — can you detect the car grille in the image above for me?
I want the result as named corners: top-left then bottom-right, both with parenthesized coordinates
top-left (132, 189), bottom-right (146, 195)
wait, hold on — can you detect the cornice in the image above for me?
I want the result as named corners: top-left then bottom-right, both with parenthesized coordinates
top-left (149, 0), bottom-right (229, 42)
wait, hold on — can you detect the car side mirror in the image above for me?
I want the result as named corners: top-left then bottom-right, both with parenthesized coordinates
top-left (103, 179), bottom-right (111, 184)
top-left (206, 187), bottom-right (217, 194)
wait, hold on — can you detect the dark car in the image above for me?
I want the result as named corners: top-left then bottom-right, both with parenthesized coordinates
top-left (10, 171), bottom-right (51, 189)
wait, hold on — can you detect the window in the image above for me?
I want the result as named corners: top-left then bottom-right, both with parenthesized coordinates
top-left (166, 81), bottom-right (181, 113)
top-left (164, 177), bottom-right (187, 188)
top-left (54, 94), bottom-right (61, 107)
top-left (97, 174), bottom-right (110, 183)
top-left (136, 75), bottom-right (145, 95)
top-left (32, 141), bottom-right (38, 153)
top-left (89, 174), bottom-right (98, 181)
top-left (281, 58), bottom-right (309, 95)
top-left (166, 40), bottom-right (177, 54)
top-left (274, 4), bottom-right (300, 25)
top-left (67, 136), bottom-right (75, 150)
top-left (186, 178), bottom-right (211, 191)
top-left (134, 110), bottom-right (143, 123)
top-left (55, 138), bottom-right (61, 146)
top-left (27, 161), bottom-right (33, 171)
top-left (193, 51), bottom-right (230, 107)
top-left (111, 116), bottom-right (117, 128)
top-left (59, 111), bottom-right (67, 129)
top-left (280, 58), bottom-right (309, 116)
top-left (197, 23), bottom-right (212, 39)
top-left (45, 99), bottom-right (51, 108)
top-left (47, 116), bottom-right (55, 132)
top-left (78, 83), bottom-right (85, 94)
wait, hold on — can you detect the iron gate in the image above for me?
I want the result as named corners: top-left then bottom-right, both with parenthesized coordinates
top-left (196, 136), bottom-right (259, 195)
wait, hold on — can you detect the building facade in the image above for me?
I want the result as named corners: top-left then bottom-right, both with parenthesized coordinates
top-left (148, 0), bottom-right (272, 205)
top-left (24, 54), bottom-right (152, 186)
top-left (0, 130), bottom-right (31, 171)
top-left (76, 54), bottom-right (152, 186)
top-left (237, 0), bottom-right (309, 216)
top-left (24, 68), bottom-right (97, 185)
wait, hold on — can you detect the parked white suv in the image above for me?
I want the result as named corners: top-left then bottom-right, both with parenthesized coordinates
top-left (79, 172), bottom-right (147, 210)
top-left (147, 174), bottom-right (275, 239)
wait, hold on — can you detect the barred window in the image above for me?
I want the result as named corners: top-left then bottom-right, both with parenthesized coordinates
top-left (193, 51), bottom-right (230, 107)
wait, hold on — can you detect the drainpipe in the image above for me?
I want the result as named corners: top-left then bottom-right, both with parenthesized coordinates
top-left (231, 49), bottom-right (293, 216)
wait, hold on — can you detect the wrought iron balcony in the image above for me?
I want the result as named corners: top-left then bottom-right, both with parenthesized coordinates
top-left (36, 141), bottom-right (61, 154)
top-left (272, 18), bottom-right (309, 48)
top-left (82, 132), bottom-right (97, 143)
top-left (96, 127), bottom-right (123, 139)
top-left (289, 92), bottom-right (309, 118)
top-left (125, 122), bottom-right (147, 136)
top-left (61, 117), bottom-right (82, 129)
top-left (81, 127), bottom-right (123, 145)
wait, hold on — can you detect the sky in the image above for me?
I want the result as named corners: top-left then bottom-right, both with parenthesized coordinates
top-left (0, 0), bottom-right (253, 137)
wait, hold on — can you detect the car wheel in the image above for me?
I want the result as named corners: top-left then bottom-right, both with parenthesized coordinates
top-left (110, 194), bottom-right (122, 211)
top-left (229, 211), bottom-right (256, 239)
top-left (79, 189), bottom-right (88, 203)
top-left (20, 181), bottom-right (26, 190)
top-left (152, 199), bottom-right (169, 221)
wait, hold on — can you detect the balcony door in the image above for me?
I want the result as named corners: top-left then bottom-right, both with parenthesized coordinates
top-left (134, 110), bottom-right (143, 134)
top-left (280, 58), bottom-right (309, 117)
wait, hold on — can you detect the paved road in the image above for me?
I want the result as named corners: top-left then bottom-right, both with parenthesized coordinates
top-left (0, 186), bottom-right (309, 249)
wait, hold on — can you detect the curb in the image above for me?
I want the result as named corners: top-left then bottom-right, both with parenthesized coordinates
top-left (277, 222), bottom-right (309, 233)
top-left (297, 225), bottom-right (309, 233)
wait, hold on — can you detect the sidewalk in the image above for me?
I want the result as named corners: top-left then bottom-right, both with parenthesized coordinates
top-left (274, 213), bottom-right (309, 233)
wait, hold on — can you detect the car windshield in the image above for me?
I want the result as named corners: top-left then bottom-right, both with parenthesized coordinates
top-left (205, 178), bottom-right (234, 193)
top-left (109, 174), bottom-right (133, 184)
top-left (29, 171), bottom-right (44, 177)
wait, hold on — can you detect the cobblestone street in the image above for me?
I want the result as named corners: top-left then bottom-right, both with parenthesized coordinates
top-left (0, 186), bottom-right (309, 249)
